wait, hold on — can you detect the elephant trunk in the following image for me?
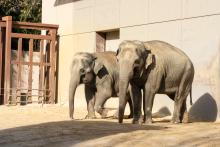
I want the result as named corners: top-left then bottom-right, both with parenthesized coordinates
top-left (69, 72), bottom-right (80, 119)
top-left (118, 62), bottom-right (133, 123)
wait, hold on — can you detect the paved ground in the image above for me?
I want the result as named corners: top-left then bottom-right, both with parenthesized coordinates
top-left (0, 105), bottom-right (220, 147)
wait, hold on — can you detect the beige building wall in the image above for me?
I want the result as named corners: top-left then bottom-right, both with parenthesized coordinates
top-left (42, 0), bottom-right (220, 120)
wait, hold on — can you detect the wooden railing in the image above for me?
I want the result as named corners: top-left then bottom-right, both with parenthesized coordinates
top-left (0, 16), bottom-right (59, 105)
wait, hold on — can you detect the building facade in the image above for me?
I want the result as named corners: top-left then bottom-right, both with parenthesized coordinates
top-left (42, 0), bottom-right (220, 121)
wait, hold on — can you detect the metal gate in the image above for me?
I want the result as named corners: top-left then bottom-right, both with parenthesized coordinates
top-left (0, 16), bottom-right (59, 105)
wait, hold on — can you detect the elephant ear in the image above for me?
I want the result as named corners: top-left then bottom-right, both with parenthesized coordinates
top-left (145, 53), bottom-right (154, 69)
top-left (93, 60), bottom-right (104, 75)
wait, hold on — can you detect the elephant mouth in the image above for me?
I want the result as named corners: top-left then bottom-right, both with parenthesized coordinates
top-left (83, 80), bottom-right (89, 83)
top-left (83, 79), bottom-right (93, 84)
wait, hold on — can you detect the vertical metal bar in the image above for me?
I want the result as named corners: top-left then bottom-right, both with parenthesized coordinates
top-left (49, 29), bottom-right (56, 103)
top-left (2, 16), bottom-right (12, 104)
top-left (28, 39), bottom-right (33, 103)
top-left (16, 38), bottom-right (22, 102)
top-left (39, 39), bottom-right (44, 102)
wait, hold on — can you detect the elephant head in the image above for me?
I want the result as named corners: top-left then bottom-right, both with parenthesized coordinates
top-left (69, 52), bottom-right (103, 119)
top-left (116, 40), bottom-right (154, 123)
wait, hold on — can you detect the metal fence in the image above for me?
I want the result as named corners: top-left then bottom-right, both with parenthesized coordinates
top-left (0, 16), bottom-right (59, 105)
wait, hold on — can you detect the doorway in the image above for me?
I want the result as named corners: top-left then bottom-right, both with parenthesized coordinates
top-left (96, 30), bottom-right (119, 52)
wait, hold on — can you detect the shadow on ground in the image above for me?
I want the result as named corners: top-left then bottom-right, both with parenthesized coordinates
top-left (189, 93), bottom-right (218, 122)
top-left (0, 120), bottom-right (167, 147)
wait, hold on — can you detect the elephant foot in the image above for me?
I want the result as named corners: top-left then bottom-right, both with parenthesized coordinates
top-left (144, 118), bottom-right (153, 124)
top-left (85, 114), bottom-right (96, 119)
top-left (182, 119), bottom-right (189, 124)
top-left (112, 114), bottom-right (133, 119)
top-left (143, 115), bottom-right (153, 124)
top-left (128, 114), bottom-right (133, 119)
top-left (132, 118), bottom-right (143, 125)
top-left (123, 114), bottom-right (133, 119)
top-left (171, 117), bottom-right (181, 124)
top-left (112, 113), bottom-right (118, 119)
top-left (171, 120), bottom-right (181, 124)
top-left (182, 112), bottom-right (190, 123)
top-left (100, 109), bottom-right (109, 119)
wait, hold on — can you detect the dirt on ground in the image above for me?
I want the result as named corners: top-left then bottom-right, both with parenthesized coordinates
top-left (0, 105), bottom-right (220, 147)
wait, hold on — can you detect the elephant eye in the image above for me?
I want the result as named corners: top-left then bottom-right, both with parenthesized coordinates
top-left (134, 59), bottom-right (140, 65)
top-left (80, 68), bottom-right (85, 74)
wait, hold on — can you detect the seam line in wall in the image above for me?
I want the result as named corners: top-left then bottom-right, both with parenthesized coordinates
top-left (121, 13), bottom-right (220, 28)
top-left (59, 13), bottom-right (220, 37)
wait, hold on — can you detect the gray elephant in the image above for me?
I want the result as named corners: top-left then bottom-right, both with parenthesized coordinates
top-left (116, 40), bottom-right (194, 124)
top-left (69, 51), bottom-right (133, 119)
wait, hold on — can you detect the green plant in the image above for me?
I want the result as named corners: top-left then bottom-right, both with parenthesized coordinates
top-left (0, 0), bottom-right (42, 23)
top-left (0, 0), bottom-right (42, 50)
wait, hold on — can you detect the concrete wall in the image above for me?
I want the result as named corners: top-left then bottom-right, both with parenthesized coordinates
top-left (42, 0), bottom-right (220, 121)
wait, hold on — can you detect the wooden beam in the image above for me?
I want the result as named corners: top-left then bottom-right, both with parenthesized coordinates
top-left (11, 61), bottom-right (51, 66)
top-left (3, 16), bottom-right (12, 104)
top-left (11, 33), bottom-right (52, 40)
top-left (12, 21), bottom-right (58, 30)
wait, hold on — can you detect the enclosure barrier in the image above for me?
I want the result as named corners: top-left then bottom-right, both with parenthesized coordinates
top-left (0, 16), bottom-right (59, 105)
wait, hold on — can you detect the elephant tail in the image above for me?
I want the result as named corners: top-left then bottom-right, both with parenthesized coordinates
top-left (190, 88), bottom-right (193, 105)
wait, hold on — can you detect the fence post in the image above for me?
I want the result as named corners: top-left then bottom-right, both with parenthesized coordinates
top-left (49, 29), bottom-right (57, 103)
top-left (2, 16), bottom-right (12, 104)
top-left (0, 25), bottom-right (3, 104)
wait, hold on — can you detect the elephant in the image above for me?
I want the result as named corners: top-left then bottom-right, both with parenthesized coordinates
top-left (69, 51), bottom-right (133, 119)
top-left (116, 40), bottom-right (194, 124)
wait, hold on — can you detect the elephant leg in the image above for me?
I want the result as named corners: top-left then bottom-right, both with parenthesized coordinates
top-left (127, 94), bottom-right (133, 118)
top-left (94, 92), bottom-right (111, 118)
top-left (85, 85), bottom-right (96, 119)
top-left (173, 91), bottom-right (190, 123)
top-left (143, 88), bottom-right (155, 124)
top-left (143, 73), bottom-right (161, 124)
top-left (180, 99), bottom-right (188, 123)
top-left (172, 96), bottom-right (185, 123)
top-left (113, 94), bottom-right (132, 119)
top-left (172, 87), bottom-right (191, 123)
top-left (129, 84), bottom-right (142, 124)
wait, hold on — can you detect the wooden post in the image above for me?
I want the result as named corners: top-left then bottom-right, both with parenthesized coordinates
top-left (39, 39), bottom-right (44, 103)
top-left (3, 16), bottom-right (12, 104)
top-left (16, 38), bottom-right (22, 103)
top-left (0, 28), bottom-right (2, 93)
top-left (0, 26), bottom-right (5, 105)
top-left (0, 26), bottom-right (3, 103)
top-left (28, 39), bottom-right (33, 103)
top-left (49, 29), bottom-right (56, 103)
